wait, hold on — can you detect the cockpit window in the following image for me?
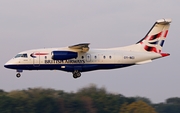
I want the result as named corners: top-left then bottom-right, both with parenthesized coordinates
top-left (22, 54), bottom-right (28, 58)
top-left (15, 54), bottom-right (22, 58)
top-left (15, 53), bottom-right (28, 58)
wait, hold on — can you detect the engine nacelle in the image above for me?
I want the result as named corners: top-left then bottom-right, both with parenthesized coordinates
top-left (52, 51), bottom-right (78, 60)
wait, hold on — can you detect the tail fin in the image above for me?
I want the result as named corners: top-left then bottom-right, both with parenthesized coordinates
top-left (137, 19), bottom-right (171, 53)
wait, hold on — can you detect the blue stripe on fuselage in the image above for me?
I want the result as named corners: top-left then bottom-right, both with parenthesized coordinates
top-left (4, 64), bottom-right (134, 72)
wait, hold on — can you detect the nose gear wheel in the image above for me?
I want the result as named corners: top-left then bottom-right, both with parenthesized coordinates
top-left (16, 73), bottom-right (21, 78)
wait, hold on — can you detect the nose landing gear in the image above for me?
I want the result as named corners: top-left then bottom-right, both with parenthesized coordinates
top-left (16, 70), bottom-right (23, 78)
top-left (72, 70), bottom-right (81, 79)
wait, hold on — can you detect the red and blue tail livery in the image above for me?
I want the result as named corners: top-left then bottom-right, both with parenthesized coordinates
top-left (4, 19), bottom-right (171, 79)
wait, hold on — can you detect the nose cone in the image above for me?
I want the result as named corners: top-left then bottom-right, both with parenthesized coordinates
top-left (4, 64), bottom-right (7, 68)
top-left (4, 62), bottom-right (11, 69)
top-left (4, 59), bottom-right (16, 69)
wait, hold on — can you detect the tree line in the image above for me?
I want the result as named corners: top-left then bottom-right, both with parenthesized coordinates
top-left (0, 85), bottom-right (179, 113)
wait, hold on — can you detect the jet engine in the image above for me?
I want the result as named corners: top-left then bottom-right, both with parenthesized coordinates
top-left (52, 51), bottom-right (78, 60)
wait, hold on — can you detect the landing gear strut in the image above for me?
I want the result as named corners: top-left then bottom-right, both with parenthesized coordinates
top-left (72, 70), bottom-right (81, 79)
top-left (16, 73), bottom-right (21, 78)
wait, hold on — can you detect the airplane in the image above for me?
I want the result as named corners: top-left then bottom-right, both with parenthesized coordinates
top-left (4, 18), bottom-right (171, 79)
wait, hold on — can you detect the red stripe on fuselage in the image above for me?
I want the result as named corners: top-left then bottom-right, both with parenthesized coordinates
top-left (34, 53), bottom-right (49, 55)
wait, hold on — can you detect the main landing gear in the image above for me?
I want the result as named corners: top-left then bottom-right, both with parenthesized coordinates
top-left (16, 73), bottom-right (21, 78)
top-left (72, 70), bottom-right (81, 79)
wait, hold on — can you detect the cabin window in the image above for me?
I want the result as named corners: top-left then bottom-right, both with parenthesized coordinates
top-left (95, 56), bottom-right (97, 59)
top-left (109, 56), bottom-right (112, 59)
top-left (103, 56), bottom-right (106, 59)
top-left (82, 56), bottom-right (84, 59)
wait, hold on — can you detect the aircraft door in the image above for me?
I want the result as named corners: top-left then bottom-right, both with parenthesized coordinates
top-left (33, 52), bottom-right (40, 67)
top-left (86, 54), bottom-right (91, 62)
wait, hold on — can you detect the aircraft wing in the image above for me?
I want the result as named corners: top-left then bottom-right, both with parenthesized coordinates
top-left (68, 43), bottom-right (90, 52)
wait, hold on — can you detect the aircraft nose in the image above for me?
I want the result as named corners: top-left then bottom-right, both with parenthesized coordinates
top-left (4, 64), bottom-right (7, 68)
top-left (4, 60), bottom-right (14, 69)
top-left (4, 62), bottom-right (10, 69)
top-left (4, 59), bottom-right (20, 69)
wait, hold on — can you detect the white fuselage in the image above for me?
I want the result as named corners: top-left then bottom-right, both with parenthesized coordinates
top-left (4, 47), bottom-right (161, 73)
